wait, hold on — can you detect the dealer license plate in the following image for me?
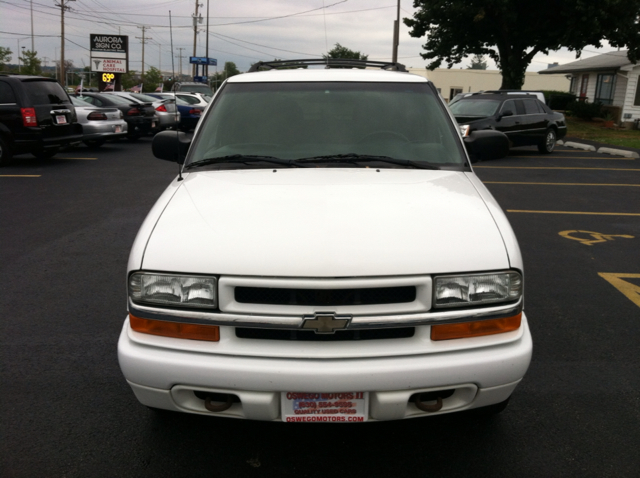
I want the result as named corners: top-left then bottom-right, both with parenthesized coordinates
top-left (55, 115), bottom-right (67, 124)
top-left (281, 392), bottom-right (368, 423)
top-left (115, 125), bottom-right (122, 133)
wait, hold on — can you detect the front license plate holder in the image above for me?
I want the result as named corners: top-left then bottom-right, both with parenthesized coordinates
top-left (281, 392), bottom-right (368, 423)
top-left (55, 115), bottom-right (67, 124)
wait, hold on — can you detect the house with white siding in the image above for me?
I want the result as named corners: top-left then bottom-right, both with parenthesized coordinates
top-left (540, 50), bottom-right (639, 128)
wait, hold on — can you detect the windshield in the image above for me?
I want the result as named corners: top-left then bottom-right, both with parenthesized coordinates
top-left (188, 82), bottom-right (465, 166)
top-left (180, 84), bottom-right (212, 95)
top-left (23, 80), bottom-right (71, 105)
top-left (449, 99), bottom-right (500, 117)
top-left (130, 93), bottom-right (160, 103)
top-left (102, 94), bottom-right (137, 105)
top-left (70, 96), bottom-right (93, 107)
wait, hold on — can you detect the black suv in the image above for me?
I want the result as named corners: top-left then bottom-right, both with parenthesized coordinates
top-left (0, 75), bottom-right (82, 164)
top-left (450, 92), bottom-right (566, 154)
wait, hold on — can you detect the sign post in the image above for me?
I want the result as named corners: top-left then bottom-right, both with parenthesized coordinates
top-left (189, 57), bottom-right (217, 83)
top-left (90, 34), bottom-right (129, 91)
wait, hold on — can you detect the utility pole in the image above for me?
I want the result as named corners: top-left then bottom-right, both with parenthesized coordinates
top-left (176, 47), bottom-right (186, 80)
top-left (136, 26), bottom-right (152, 86)
top-left (205, 0), bottom-right (209, 78)
top-left (192, 0), bottom-right (203, 78)
top-left (56, 0), bottom-right (75, 88)
top-left (30, 0), bottom-right (34, 51)
top-left (392, 0), bottom-right (400, 63)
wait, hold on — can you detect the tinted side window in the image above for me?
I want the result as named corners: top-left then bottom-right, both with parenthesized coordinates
top-left (0, 82), bottom-right (17, 103)
top-left (524, 99), bottom-right (541, 114)
top-left (514, 100), bottom-right (526, 115)
top-left (23, 81), bottom-right (71, 105)
top-left (501, 100), bottom-right (516, 114)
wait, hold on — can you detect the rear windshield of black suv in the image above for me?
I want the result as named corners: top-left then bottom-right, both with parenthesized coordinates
top-left (23, 80), bottom-right (71, 105)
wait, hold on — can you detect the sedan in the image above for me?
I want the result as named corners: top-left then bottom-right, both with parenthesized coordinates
top-left (70, 96), bottom-right (128, 147)
top-left (147, 93), bottom-right (203, 132)
top-left (73, 93), bottom-right (157, 140)
top-left (102, 92), bottom-right (180, 132)
top-left (450, 93), bottom-right (566, 154)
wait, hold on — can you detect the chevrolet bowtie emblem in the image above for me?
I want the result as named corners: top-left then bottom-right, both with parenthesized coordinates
top-left (302, 313), bottom-right (351, 334)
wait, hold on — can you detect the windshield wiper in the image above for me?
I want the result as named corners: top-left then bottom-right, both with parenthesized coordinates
top-left (294, 154), bottom-right (440, 170)
top-left (185, 154), bottom-right (302, 169)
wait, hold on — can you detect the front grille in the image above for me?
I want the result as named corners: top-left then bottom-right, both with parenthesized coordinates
top-left (235, 327), bottom-right (415, 341)
top-left (234, 286), bottom-right (416, 306)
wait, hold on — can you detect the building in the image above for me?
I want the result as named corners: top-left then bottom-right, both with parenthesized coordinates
top-left (408, 68), bottom-right (570, 102)
top-left (540, 50), bottom-right (639, 128)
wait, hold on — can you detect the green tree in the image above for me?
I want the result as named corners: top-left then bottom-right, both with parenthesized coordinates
top-left (211, 61), bottom-right (240, 89)
top-left (121, 70), bottom-right (140, 90)
top-left (322, 43), bottom-right (368, 61)
top-left (143, 66), bottom-right (163, 92)
top-left (467, 54), bottom-right (487, 70)
top-left (0, 46), bottom-right (12, 71)
top-left (405, 0), bottom-right (640, 89)
top-left (20, 50), bottom-right (42, 76)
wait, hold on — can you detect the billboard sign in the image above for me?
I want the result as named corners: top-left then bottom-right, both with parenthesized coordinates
top-left (189, 57), bottom-right (217, 66)
top-left (91, 34), bottom-right (128, 72)
top-left (92, 59), bottom-right (127, 73)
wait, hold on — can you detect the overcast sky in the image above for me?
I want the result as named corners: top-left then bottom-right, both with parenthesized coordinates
top-left (1, 0), bottom-right (622, 75)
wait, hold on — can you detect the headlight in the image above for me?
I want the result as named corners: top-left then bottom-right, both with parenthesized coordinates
top-left (129, 272), bottom-right (217, 308)
top-left (434, 271), bottom-right (522, 308)
top-left (459, 124), bottom-right (470, 137)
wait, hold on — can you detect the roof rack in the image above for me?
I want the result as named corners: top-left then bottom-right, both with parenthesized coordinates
top-left (247, 59), bottom-right (407, 73)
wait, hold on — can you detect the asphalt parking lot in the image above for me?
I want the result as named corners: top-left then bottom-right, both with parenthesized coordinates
top-left (1, 141), bottom-right (639, 477)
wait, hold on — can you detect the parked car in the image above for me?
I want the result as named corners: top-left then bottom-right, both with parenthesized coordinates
top-left (0, 74), bottom-right (82, 163)
top-left (70, 96), bottom-right (127, 147)
top-left (147, 93), bottom-right (203, 132)
top-left (102, 92), bottom-right (180, 132)
top-left (118, 59), bottom-right (530, 422)
top-left (73, 92), bottom-right (156, 140)
top-left (450, 92), bottom-right (566, 154)
top-left (172, 92), bottom-right (211, 109)
top-left (171, 81), bottom-right (213, 96)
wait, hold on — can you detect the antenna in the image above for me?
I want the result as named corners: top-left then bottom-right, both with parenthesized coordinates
top-left (170, 9), bottom-right (183, 182)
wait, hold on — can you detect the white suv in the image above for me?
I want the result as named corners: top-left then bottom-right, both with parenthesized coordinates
top-left (118, 59), bottom-right (531, 422)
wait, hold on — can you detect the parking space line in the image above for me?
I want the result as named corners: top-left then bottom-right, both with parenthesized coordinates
top-left (598, 273), bottom-right (640, 308)
top-left (0, 175), bottom-right (41, 177)
top-left (508, 156), bottom-right (634, 160)
top-left (57, 157), bottom-right (97, 160)
top-left (484, 181), bottom-right (640, 187)
top-left (475, 166), bottom-right (640, 171)
top-left (507, 210), bottom-right (640, 216)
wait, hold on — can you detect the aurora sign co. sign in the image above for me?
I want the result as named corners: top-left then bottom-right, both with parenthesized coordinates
top-left (90, 34), bottom-right (128, 73)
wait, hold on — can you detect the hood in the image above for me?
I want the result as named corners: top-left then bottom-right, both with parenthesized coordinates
top-left (141, 169), bottom-right (509, 277)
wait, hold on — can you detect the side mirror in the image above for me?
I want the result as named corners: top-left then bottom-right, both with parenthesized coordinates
top-left (152, 131), bottom-right (191, 164)
top-left (499, 110), bottom-right (513, 119)
top-left (464, 130), bottom-right (509, 162)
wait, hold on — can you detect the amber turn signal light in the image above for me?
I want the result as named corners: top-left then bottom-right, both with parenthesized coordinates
top-left (129, 314), bottom-right (220, 342)
top-left (431, 313), bottom-right (522, 341)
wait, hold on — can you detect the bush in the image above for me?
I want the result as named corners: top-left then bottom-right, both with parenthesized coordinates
top-left (566, 100), bottom-right (603, 120)
top-left (541, 90), bottom-right (576, 110)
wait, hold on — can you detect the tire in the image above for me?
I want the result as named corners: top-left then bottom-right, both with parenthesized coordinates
top-left (468, 397), bottom-right (511, 417)
top-left (83, 139), bottom-right (105, 148)
top-left (0, 136), bottom-right (12, 166)
top-left (537, 128), bottom-right (557, 154)
top-left (33, 148), bottom-right (59, 159)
